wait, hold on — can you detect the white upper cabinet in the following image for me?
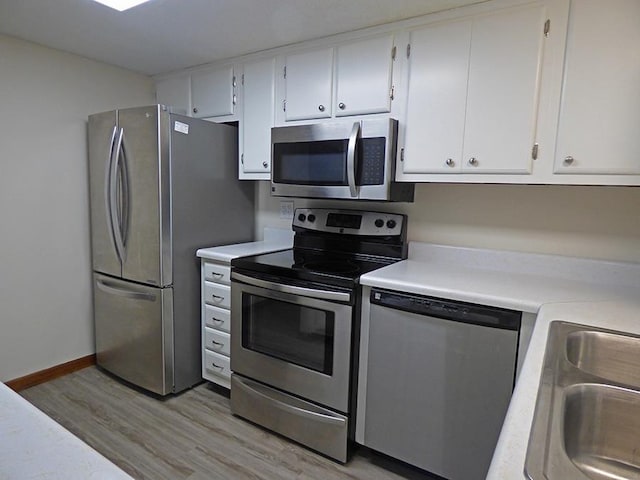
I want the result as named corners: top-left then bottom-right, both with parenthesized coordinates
top-left (284, 48), bottom-right (334, 121)
top-left (335, 35), bottom-right (395, 117)
top-left (191, 64), bottom-right (237, 119)
top-left (402, 20), bottom-right (471, 174)
top-left (553, 0), bottom-right (640, 175)
top-left (402, 3), bottom-right (546, 176)
top-left (155, 74), bottom-right (190, 115)
top-left (240, 58), bottom-right (275, 179)
top-left (463, 6), bottom-right (544, 173)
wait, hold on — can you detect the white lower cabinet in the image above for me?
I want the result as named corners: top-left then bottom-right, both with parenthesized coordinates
top-left (200, 260), bottom-right (232, 388)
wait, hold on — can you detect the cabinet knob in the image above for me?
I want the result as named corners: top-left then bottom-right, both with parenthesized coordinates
top-left (563, 156), bottom-right (575, 165)
top-left (262, 161), bottom-right (268, 169)
top-left (445, 158), bottom-right (455, 167)
top-left (318, 104), bottom-right (325, 112)
top-left (468, 157), bottom-right (478, 166)
top-left (192, 107), bottom-right (198, 114)
top-left (338, 102), bottom-right (346, 110)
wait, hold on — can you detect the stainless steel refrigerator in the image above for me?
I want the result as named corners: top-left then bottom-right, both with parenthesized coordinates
top-left (88, 105), bottom-right (254, 395)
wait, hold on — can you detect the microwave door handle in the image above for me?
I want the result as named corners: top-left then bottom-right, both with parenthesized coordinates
top-left (347, 121), bottom-right (360, 198)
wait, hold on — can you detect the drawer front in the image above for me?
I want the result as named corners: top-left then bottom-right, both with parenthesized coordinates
top-left (204, 262), bottom-right (231, 285)
top-left (204, 304), bottom-right (231, 332)
top-left (204, 282), bottom-right (231, 309)
top-left (204, 350), bottom-right (231, 379)
top-left (204, 327), bottom-right (231, 356)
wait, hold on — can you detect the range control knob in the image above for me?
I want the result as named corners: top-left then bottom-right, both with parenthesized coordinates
top-left (386, 219), bottom-right (397, 229)
top-left (298, 213), bottom-right (306, 222)
top-left (374, 218), bottom-right (384, 228)
top-left (307, 214), bottom-right (316, 223)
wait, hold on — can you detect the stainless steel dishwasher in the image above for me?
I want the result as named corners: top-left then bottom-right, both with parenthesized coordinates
top-left (356, 287), bottom-right (521, 480)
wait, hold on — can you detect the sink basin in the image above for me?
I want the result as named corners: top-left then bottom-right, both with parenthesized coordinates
top-left (566, 330), bottom-right (640, 389)
top-left (525, 322), bottom-right (640, 480)
top-left (564, 383), bottom-right (640, 479)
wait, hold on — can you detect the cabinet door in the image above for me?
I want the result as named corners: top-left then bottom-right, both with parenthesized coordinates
top-left (191, 65), bottom-right (236, 118)
top-left (554, 0), bottom-right (640, 174)
top-left (462, 5), bottom-right (545, 173)
top-left (335, 35), bottom-right (394, 117)
top-left (284, 47), bottom-right (333, 121)
top-left (155, 75), bottom-right (190, 115)
top-left (402, 20), bottom-right (471, 174)
top-left (240, 58), bottom-right (275, 179)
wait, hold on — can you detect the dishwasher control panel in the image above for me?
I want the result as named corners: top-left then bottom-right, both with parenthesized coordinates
top-left (370, 289), bottom-right (521, 331)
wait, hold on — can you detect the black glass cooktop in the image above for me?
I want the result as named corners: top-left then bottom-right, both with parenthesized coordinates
top-left (232, 248), bottom-right (395, 289)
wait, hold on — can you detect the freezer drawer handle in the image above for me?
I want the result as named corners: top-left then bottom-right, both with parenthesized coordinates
top-left (210, 339), bottom-right (224, 347)
top-left (211, 294), bottom-right (225, 301)
top-left (210, 362), bottom-right (224, 369)
top-left (96, 279), bottom-right (156, 302)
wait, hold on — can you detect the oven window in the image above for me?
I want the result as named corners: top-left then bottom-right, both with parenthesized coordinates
top-left (272, 140), bottom-right (348, 185)
top-left (241, 293), bottom-right (335, 375)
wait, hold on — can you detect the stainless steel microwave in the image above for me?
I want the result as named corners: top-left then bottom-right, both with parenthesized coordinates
top-left (270, 118), bottom-right (414, 202)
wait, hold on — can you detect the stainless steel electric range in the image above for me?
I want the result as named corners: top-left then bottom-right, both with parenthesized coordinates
top-left (229, 208), bottom-right (407, 462)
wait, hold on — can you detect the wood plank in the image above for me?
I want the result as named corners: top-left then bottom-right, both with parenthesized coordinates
top-left (5, 354), bottom-right (95, 392)
top-left (20, 367), bottom-right (438, 480)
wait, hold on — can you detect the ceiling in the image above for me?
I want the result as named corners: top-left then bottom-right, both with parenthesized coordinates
top-left (0, 0), bottom-right (483, 76)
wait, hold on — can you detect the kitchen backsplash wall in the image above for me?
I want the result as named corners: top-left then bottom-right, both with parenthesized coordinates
top-left (0, 34), bottom-right (155, 382)
top-left (255, 181), bottom-right (640, 263)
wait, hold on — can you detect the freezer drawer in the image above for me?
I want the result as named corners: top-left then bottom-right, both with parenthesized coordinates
top-left (93, 273), bottom-right (174, 395)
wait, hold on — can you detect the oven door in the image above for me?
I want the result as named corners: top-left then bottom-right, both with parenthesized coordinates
top-left (231, 271), bottom-right (353, 413)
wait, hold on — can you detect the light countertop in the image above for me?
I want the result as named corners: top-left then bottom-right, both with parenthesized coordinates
top-left (487, 300), bottom-right (640, 479)
top-left (0, 382), bottom-right (133, 480)
top-left (196, 227), bottom-right (293, 262)
top-left (359, 242), bottom-right (640, 479)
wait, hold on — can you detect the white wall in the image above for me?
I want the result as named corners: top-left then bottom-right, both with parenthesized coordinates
top-left (0, 34), bottom-right (155, 382)
top-left (255, 182), bottom-right (640, 263)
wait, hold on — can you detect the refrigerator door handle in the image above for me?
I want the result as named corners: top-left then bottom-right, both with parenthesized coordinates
top-left (96, 278), bottom-right (157, 302)
top-left (110, 127), bottom-right (126, 263)
top-left (118, 128), bottom-right (130, 254)
top-left (104, 125), bottom-right (119, 261)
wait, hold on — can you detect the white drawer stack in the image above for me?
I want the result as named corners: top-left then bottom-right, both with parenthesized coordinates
top-left (196, 229), bottom-right (294, 390)
top-left (201, 260), bottom-right (233, 388)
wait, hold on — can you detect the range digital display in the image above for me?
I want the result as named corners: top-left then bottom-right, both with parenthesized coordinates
top-left (326, 213), bottom-right (362, 229)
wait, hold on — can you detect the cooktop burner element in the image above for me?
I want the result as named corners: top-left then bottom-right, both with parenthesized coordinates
top-left (232, 208), bottom-right (408, 288)
top-left (302, 260), bottom-right (360, 275)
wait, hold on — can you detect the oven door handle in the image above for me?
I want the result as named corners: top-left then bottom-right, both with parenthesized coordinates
top-left (231, 272), bottom-right (351, 303)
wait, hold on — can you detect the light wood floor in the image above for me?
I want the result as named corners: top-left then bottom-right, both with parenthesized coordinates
top-left (21, 367), bottom-right (437, 480)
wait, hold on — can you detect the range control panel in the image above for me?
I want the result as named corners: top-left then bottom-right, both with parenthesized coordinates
top-left (293, 208), bottom-right (405, 236)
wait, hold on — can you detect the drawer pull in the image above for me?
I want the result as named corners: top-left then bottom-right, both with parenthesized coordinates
top-left (210, 272), bottom-right (224, 278)
top-left (210, 339), bottom-right (224, 347)
top-left (211, 362), bottom-right (224, 369)
top-left (211, 294), bottom-right (225, 301)
top-left (211, 317), bottom-right (224, 323)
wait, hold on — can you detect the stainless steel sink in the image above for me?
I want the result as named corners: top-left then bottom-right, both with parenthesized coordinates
top-left (525, 321), bottom-right (640, 480)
